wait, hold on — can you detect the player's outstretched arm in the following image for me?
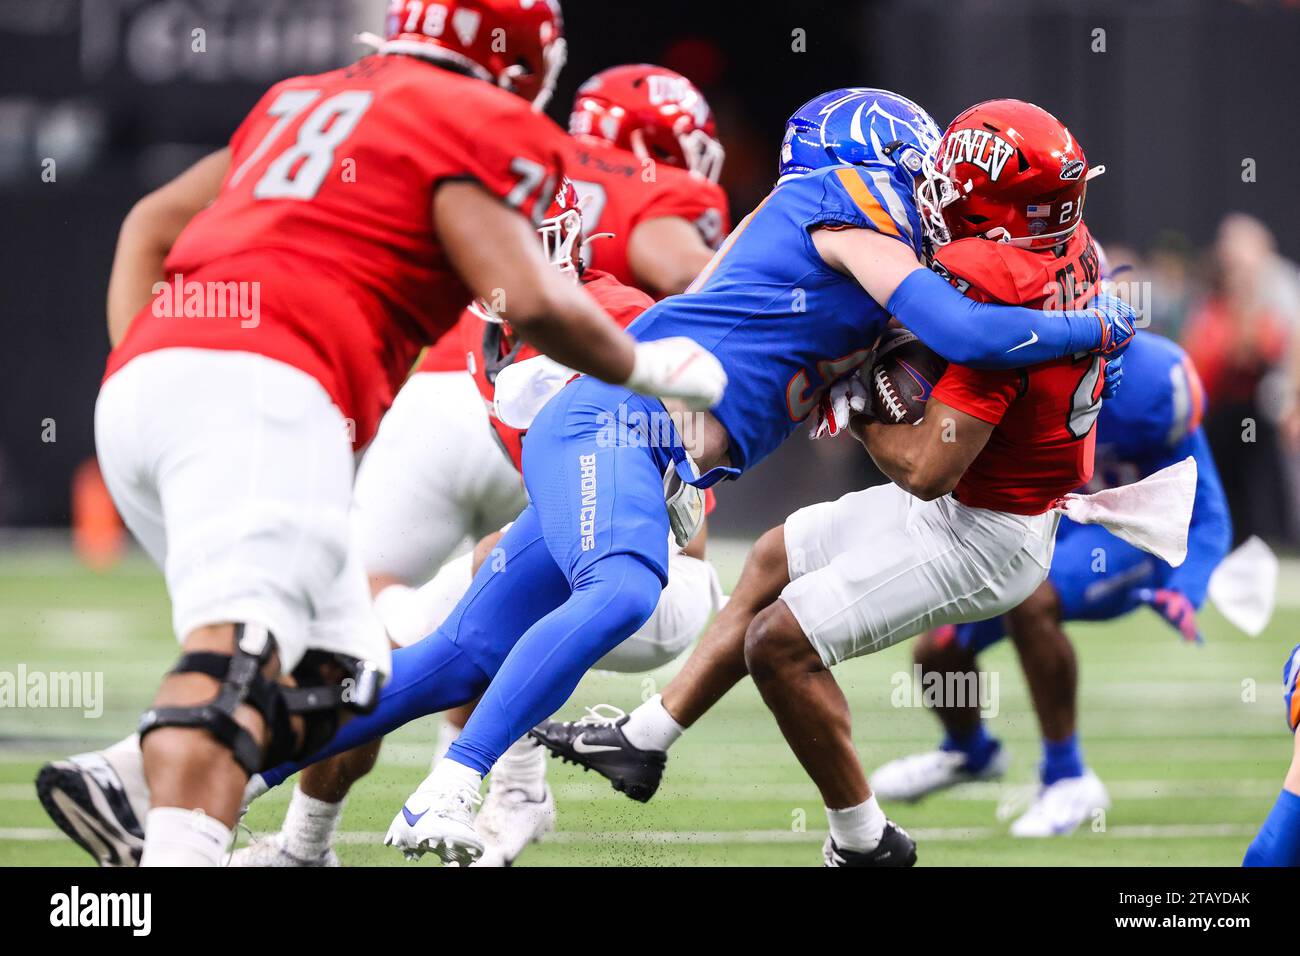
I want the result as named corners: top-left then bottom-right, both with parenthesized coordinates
top-left (106, 148), bottom-right (230, 346)
top-left (849, 397), bottom-right (993, 501)
top-left (436, 182), bottom-right (725, 408)
top-left (812, 227), bottom-right (1136, 368)
top-left (628, 216), bottom-right (716, 297)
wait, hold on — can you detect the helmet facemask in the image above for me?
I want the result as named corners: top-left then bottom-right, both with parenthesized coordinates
top-left (469, 199), bottom-right (582, 325)
top-left (537, 205), bottom-right (584, 280)
top-left (677, 127), bottom-right (726, 183)
top-left (915, 143), bottom-right (962, 250)
top-left (505, 35), bottom-right (567, 112)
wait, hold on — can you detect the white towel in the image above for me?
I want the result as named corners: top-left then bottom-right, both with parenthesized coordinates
top-left (1052, 457), bottom-right (1197, 567)
top-left (493, 354), bottom-right (577, 430)
top-left (1207, 536), bottom-right (1278, 636)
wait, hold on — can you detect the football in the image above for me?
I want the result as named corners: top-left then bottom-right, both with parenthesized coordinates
top-left (869, 329), bottom-right (948, 425)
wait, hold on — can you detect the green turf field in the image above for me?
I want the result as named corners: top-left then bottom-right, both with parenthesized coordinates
top-left (1, 541), bottom-right (1293, 866)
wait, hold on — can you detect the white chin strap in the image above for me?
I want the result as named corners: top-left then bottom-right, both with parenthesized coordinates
top-left (363, 32), bottom-right (566, 115)
top-left (525, 37), bottom-right (567, 113)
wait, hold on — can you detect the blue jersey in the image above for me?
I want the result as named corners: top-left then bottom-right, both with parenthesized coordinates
top-left (1090, 333), bottom-right (1231, 605)
top-left (1092, 334), bottom-right (1204, 486)
top-left (628, 164), bottom-right (921, 475)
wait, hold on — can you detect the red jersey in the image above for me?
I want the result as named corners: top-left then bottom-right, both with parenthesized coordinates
top-left (566, 135), bottom-right (730, 293)
top-left (930, 225), bottom-right (1105, 515)
top-left (414, 133), bottom-right (730, 377)
top-left (418, 324), bottom-right (471, 373)
top-left (105, 54), bottom-right (570, 447)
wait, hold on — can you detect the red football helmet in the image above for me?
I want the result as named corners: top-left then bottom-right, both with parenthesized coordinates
top-left (470, 177), bottom-right (583, 324)
top-left (918, 99), bottom-right (1103, 250)
top-left (380, 0), bottom-right (566, 110)
top-left (537, 176), bottom-right (584, 279)
top-left (569, 64), bottom-right (724, 182)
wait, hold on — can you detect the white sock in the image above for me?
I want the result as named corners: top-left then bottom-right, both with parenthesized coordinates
top-left (372, 584), bottom-right (425, 648)
top-left (622, 694), bottom-right (685, 752)
top-left (280, 785), bottom-right (345, 862)
top-left (375, 553), bottom-right (477, 648)
top-left (826, 796), bottom-right (887, 852)
top-left (430, 718), bottom-right (462, 769)
top-left (489, 739), bottom-right (547, 801)
top-left (140, 807), bottom-right (232, 867)
top-left (421, 756), bottom-right (482, 795)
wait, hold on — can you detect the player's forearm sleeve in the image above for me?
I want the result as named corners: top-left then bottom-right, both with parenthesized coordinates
top-left (1164, 430), bottom-right (1233, 606)
top-left (887, 268), bottom-right (1102, 369)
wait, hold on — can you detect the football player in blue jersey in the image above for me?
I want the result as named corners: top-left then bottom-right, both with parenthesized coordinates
top-left (1242, 645), bottom-right (1300, 866)
top-left (244, 88), bottom-right (1135, 866)
top-left (867, 332), bottom-right (1231, 836)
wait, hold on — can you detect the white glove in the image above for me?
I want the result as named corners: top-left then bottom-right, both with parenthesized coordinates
top-left (809, 368), bottom-right (871, 439)
top-left (624, 337), bottom-right (727, 410)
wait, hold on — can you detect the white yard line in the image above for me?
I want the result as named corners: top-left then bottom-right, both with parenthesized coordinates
top-left (0, 822), bottom-right (1261, 845)
top-left (0, 779), bottom-right (1275, 805)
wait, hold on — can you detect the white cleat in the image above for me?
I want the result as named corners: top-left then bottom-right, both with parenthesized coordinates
top-left (871, 746), bottom-right (1009, 802)
top-left (36, 750), bottom-right (149, 867)
top-left (471, 783), bottom-right (555, 867)
top-left (228, 833), bottom-right (339, 867)
top-left (385, 781), bottom-right (484, 865)
top-left (1009, 770), bottom-right (1110, 838)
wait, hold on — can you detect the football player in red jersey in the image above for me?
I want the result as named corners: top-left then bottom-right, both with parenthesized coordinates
top-left (566, 63), bottom-right (730, 296)
top-left (36, 0), bottom-right (726, 868)
top-left (358, 63), bottom-right (730, 622)
top-left (223, 68), bottom-right (730, 865)
top-left (231, 181), bottom-right (724, 867)
top-left (532, 99), bottom-right (1136, 866)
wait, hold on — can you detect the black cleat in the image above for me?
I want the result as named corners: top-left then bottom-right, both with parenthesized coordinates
top-left (529, 706), bottom-right (666, 803)
top-left (822, 822), bottom-right (917, 867)
top-left (36, 754), bottom-right (145, 867)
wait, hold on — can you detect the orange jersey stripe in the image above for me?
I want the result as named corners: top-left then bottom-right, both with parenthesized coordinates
top-left (834, 167), bottom-right (901, 238)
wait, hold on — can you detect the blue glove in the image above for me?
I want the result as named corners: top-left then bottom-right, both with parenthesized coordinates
top-left (1136, 587), bottom-right (1202, 645)
top-left (1101, 353), bottom-right (1124, 399)
top-left (1091, 291), bottom-right (1137, 358)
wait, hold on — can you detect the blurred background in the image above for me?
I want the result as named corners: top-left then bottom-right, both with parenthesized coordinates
top-left (3, 0), bottom-right (1300, 547)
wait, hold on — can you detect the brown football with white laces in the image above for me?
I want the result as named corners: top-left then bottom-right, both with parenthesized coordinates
top-left (869, 329), bottom-right (948, 425)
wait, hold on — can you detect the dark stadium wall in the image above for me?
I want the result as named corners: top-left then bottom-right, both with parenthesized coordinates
top-left (1, 0), bottom-right (1297, 532)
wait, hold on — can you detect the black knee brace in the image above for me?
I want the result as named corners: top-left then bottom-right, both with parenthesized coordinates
top-left (138, 624), bottom-right (383, 775)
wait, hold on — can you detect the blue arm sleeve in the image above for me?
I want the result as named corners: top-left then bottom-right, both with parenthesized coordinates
top-left (886, 267), bottom-right (1103, 369)
top-left (1163, 429), bottom-right (1233, 607)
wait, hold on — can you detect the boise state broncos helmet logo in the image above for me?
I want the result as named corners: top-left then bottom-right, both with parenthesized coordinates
top-left (779, 88), bottom-right (940, 184)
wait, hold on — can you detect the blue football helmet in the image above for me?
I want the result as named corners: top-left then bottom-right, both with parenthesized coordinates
top-left (778, 88), bottom-right (941, 197)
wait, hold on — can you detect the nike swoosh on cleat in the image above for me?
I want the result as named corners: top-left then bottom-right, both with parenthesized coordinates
top-left (401, 806), bottom-right (428, 827)
top-left (572, 735), bottom-right (621, 755)
top-left (1006, 330), bottom-right (1039, 353)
